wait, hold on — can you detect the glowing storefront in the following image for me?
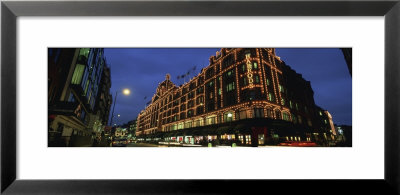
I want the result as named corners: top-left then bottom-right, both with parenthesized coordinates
top-left (136, 48), bottom-right (335, 146)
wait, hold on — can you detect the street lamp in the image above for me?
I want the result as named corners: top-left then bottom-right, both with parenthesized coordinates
top-left (109, 88), bottom-right (130, 126)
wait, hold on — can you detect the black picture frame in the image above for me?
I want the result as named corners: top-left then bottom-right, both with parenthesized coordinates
top-left (1, 0), bottom-right (399, 194)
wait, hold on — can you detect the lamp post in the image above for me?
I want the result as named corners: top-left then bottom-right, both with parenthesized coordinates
top-left (109, 88), bottom-right (130, 126)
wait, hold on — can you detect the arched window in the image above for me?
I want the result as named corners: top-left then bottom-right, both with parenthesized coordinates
top-left (224, 111), bottom-right (234, 122)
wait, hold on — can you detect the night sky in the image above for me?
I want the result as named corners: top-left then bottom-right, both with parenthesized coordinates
top-left (104, 48), bottom-right (351, 126)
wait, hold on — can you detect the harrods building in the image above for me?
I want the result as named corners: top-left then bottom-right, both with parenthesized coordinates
top-left (136, 48), bottom-right (335, 146)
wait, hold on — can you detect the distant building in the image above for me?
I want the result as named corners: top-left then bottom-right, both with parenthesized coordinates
top-left (48, 48), bottom-right (112, 146)
top-left (335, 125), bottom-right (352, 146)
top-left (136, 48), bottom-right (335, 146)
top-left (128, 119), bottom-right (137, 136)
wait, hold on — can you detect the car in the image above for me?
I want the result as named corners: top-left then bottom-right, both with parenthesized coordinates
top-left (112, 137), bottom-right (128, 147)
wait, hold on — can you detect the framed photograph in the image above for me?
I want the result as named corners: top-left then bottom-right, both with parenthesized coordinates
top-left (2, 0), bottom-right (399, 194)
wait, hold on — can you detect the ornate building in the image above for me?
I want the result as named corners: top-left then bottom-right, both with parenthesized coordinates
top-left (136, 48), bottom-right (334, 146)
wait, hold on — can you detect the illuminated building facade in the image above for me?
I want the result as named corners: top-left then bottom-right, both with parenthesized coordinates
top-left (136, 48), bottom-right (334, 146)
top-left (48, 48), bottom-right (111, 146)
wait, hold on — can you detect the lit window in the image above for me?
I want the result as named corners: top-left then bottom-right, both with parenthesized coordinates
top-left (218, 88), bottom-right (221, 95)
top-left (255, 75), bottom-right (260, 83)
top-left (266, 79), bottom-right (270, 86)
top-left (281, 98), bottom-right (285, 106)
top-left (253, 62), bottom-right (258, 69)
top-left (71, 64), bottom-right (85, 84)
top-left (79, 48), bottom-right (90, 58)
top-left (227, 70), bottom-right (234, 77)
top-left (226, 82), bottom-right (235, 92)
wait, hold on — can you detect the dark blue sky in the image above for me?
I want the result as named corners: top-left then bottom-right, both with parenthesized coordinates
top-left (104, 48), bottom-right (351, 126)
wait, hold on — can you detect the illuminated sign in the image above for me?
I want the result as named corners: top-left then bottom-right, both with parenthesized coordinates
top-left (245, 53), bottom-right (254, 88)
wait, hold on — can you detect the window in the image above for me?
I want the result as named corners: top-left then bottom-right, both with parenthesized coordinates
top-left (197, 87), bottom-right (204, 94)
top-left (222, 55), bottom-right (234, 69)
top-left (226, 82), bottom-right (235, 92)
top-left (253, 62), bottom-right (258, 69)
top-left (71, 64), bottom-right (85, 84)
top-left (197, 96), bottom-right (204, 104)
top-left (184, 122), bottom-right (192, 129)
top-left (224, 112), bottom-right (234, 122)
top-left (245, 135), bottom-right (251, 145)
top-left (196, 106), bottom-right (204, 115)
top-left (258, 134), bottom-right (264, 145)
top-left (307, 119), bottom-right (312, 126)
top-left (291, 114), bottom-right (297, 123)
top-left (255, 74), bottom-right (260, 83)
top-left (289, 101), bottom-right (293, 109)
top-left (298, 115), bottom-right (303, 124)
top-left (253, 108), bottom-right (264, 118)
top-left (206, 116), bottom-right (216, 125)
top-left (266, 79), bottom-right (270, 86)
top-left (281, 98), bottom-right (285, 106)
top-left (268, 93), bottom-right (275, 102)
top-left (180, 112), bottom-right (186, 120)
top-left (243, 77), bottom-right (247, 86)
top-left (187, 110), bottom-right (193, 117)
top-left (195, 119), bottom-right (204, 126)
top-left (226, 69), bottom-right (234, 78)
top-left (218, 88), bottom-right (221, 95)
top-left (283, 112), bottom-right (290, 121)
top-left (79, 48), bottom-right (90, 58)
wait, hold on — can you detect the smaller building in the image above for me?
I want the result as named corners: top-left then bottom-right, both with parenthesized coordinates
top-left (48, 48), bottom-right (112, 147)
top-left (335, 125), bottom-right (352, 146)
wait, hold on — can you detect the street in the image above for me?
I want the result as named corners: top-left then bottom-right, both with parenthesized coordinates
top-left (126, 143), bottom-right (168, 147)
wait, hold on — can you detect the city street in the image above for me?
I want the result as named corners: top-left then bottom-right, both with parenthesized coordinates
top-left (126, 143), bottom-right (167, 147)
